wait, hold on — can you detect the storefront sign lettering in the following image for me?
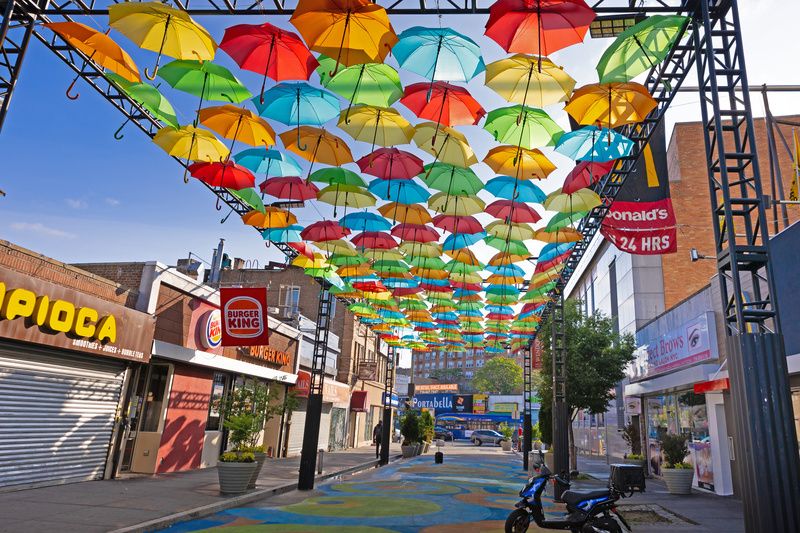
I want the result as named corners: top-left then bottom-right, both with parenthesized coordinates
top-left (220, 287), bottom-right (269, 346)
top-left (240, 345), bottom-right (291, 366)
top-left (412, 393), bottom-right (453, 412)
top-left (200, 309), bottom-right (222, 349)
top-left (293, 370), bottom-right (311, 398)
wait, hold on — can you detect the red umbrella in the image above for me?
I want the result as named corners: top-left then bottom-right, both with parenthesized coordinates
top-left (421, 282), bottom-right (452, 292)
top-left (351, 231), bottom-right (398, 249)
top-left (536, 251), bottom-right (571, 271)
top-left (353, 281), bottom-right (386, 291)
top-left (220, 22), bottom-right (319, 102)
top-left (485, 0), bottom-right (596, 56)
top-left (356, 147), bottom-right (424, 180)
top-left (300, 220), bottom-right (350, 242)
top-left (451, 281), bottom-right (483, 291)
top-left (188, 160), bottom-right (255, 190)
top-left (393, 286), bottom-right (424, 296)
top-left (288, 241), bottom-right (315, 259)
top-left (432, 215), bottom-right (483, 234)
top-left (259, 176), bottom-right (319, 200)
top-left (562, 160), bottom-right (615, 194)
top-left (391, 223), bottom-right (440, 243)
top-left (487, 199), bottom-right (542, 223)
top-left (400, 82), bottom-right (486, 127)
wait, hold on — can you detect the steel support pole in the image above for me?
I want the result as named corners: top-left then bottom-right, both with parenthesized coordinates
top-left (694, 1), bottom-right (800, 530)
top-left (551, 292), bottom-right (568, 501)
top-left (298, 284), bottom-right (333, 490)
top-left (380, 345), bottom-right (395, 466)
top-left (522, 340), bottom-right (533, 471)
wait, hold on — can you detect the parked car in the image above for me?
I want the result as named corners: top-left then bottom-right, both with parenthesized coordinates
top-left (470, 429), bottom-right (506, 446)
top-left (434, 426), bottom-right (454, 441)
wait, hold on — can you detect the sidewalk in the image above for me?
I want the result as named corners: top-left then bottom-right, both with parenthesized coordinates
top-left (576, 455), bottom-right (744, 532)
top-left (0, 444), bottom-right (400, 533)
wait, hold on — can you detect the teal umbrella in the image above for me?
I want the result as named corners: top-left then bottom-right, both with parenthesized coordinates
top-left (393, 26), bottom-right (484, 83)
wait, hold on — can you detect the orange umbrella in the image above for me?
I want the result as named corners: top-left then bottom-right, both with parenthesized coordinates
top-left (378, 202), bottom-right (432, 225)
top-left (533, 227), bottom-right (583, 243)
top-left (198, 104), bottom-right (276, 153)
top-left (483, 145), bottom-right (555, 180)
top-left (565, 82), bottom-right (657, 129)
top-left (280, 126), bottom-right (353, 172)
top-left (242, 207), bottom-right (297, 228)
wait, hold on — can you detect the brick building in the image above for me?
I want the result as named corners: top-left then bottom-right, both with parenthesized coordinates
top-left (412, 347), bottom-right (526, 386)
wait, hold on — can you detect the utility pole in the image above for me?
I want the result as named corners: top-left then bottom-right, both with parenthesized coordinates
top-left (551, 292), bottom-right (568, 501)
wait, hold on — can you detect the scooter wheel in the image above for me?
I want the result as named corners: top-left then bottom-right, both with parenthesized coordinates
top-left (505, 508), bottom-right (531, 533)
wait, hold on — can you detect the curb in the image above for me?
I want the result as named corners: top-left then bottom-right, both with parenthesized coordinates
top-left (110, 454), bottom-right (402, 533)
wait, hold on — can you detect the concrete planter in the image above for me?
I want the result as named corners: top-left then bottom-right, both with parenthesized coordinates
top-left (423, 442), bottom-right (430, 453)
top-left (218, 462), bottom-right (258, 495)
top-left (247, 452), bottom-right (267, 489)
top-left (500, 440), bottom-right (512, 451)
top-left (662, 468), bottom-right (694, 495)
top-left (415, 443), bottom-right (423, 455)
top-left (401, 445), bottom-right (416, 458)
top-left (623, 458), bottom-right (647, 476)
top-left (544, 451), bottom-right (555, 472)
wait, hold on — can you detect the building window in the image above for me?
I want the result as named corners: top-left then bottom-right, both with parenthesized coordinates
top-left (140, 364), bottom-right (170, 433)
top-left (279, 285), bottom-right (300, 318)
top-left (330, 297), bottom-right (336, 318)
top-left (206, 372), bottom-right (228, 431)
top-left (465, 371), bottom-right (473, 378)
top-left (466, 360), bottom-right (473, 368)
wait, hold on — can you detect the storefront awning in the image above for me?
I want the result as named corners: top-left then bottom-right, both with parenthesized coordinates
top-left (350, 390), bottom-right (368, 412)
top-left (694, 377), bottom-right (730, 394)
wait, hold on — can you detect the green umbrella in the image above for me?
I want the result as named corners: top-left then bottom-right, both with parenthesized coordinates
top-left (228, 187), bottom-right (265, 212)
top-left (420, 163), bottom-right (483, 195)
top-left (330, 282), bottom-right (357, 294)
top-left (328, 63), bottom-right (403, 111)
top-left (106, 73), bottom-right (179, 136)
top-left (329, 254), bottom-right (368, 266)
top-left (522, 282), bottom-right (557, 300)
top-left (546, 210), bottom-right (589, 231)
top-left (308, 167), bottom-right (366, 187)
top-left (159, 60), bottom-right (252, 122)
top-left (484, 105), bottom-right (563, 150)
top-left (485, 292), bottom-right (518, 304)
top-left (349, 302), bottom-right (377, 315)
top-left (445, 261), bottom-right (483, 274)
top-left (372, 259), bottom-right (408, 274)
top-left (485, 236), bottom-right (530, 255)
top-left (316, 54), bottom-right (343, 86)
top-left (398, 299), bottom-right (428, 311)
top-left (407, 256), bottom-right (446, 270)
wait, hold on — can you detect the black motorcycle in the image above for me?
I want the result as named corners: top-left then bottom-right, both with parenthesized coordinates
top-left (505, 463), bottom-right (644, 533)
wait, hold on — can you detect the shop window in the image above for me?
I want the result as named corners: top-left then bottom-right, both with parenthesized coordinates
top-left (278, 285), bottom-right (300, 318)
top-left (206, 372), bottom-right (228, 431)
top-left (364, 408), bottom-right (374, 442)
top-left (140, 364), bottom-right (170, 432)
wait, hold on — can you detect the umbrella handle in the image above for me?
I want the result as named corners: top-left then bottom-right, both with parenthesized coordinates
top-left (113, 118), bottom-right (130, 140)
top-left (144, 64), bottom-right (160, 81)
top-left (146, 15), bottom-right (171, 81)
top-left (221, 209), bottom-right (234, 224)
top-left (183, 166), bottom-right (191, 184)
top-left (215, 196), bottom-right (223, 211)
top-left (65, 76), bottom-right (80, 100)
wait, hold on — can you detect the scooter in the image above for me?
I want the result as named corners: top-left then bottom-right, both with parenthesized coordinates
top-left (505, 463), bottom-right (640, 533)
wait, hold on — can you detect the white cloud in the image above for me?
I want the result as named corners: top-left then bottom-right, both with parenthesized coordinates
top-left (10, 222), bottom-right (76, 240)
top-left (65, 198), bottom-right (87, 209)
top-left (105, 197), bottom-right (121, 206)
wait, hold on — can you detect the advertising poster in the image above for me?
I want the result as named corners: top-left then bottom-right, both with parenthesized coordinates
top-left (453, 394), bottom-right (473, 413)
top-left (473, 394), bottom-right (488, 414)
top-left (649, 441), bottom-right (663, 476)
top-left (691, 441), bottom-right (715, 491)
top-left (220, 287), bottom-right (269, 346)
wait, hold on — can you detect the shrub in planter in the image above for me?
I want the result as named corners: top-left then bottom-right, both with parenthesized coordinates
top-left (498, 423), bottom-right (513, 451)
top-left (400, 411), bottom-right (420, 458)
top-left (247, 445), bottom-right (267, 490)
top-left (660, 433), bottom-right (694, 495)
top-left (218, 451), bottom-right (256, 495)
top-left (419, 411), bottom-right (435, 446)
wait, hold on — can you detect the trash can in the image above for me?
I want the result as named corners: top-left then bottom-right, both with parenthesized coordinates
top-left (435, 451), bottom-right (444, 464)
top-left (317, 449), bottom-right (324, 474)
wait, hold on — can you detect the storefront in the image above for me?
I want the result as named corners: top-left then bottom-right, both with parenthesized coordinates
top-left (0, 260), bottom-right (155, 490)
top-left (285, 373), bottom-right (351, 456)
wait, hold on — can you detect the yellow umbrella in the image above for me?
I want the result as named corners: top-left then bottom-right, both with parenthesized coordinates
top-left (565, 82), bottom-right (657, 129)
top-left (533, 227), bottom-right (583, 243)
top-left (317, 184), bottom-right (376, 211)
top-left (378, 202), bottom-right (432, 225)
top-left (292, 252), bottom-right (328, 269)
top-left (428, 191), bottom-right (485, 216)
top-left (338, 106), bottom-right (414, 149)
top-left (448, 272), bottom-right (483, 284)
top-left (483, 145), bottom-right (555, 180)
top-left (399, 241), bottom-right (441, 258)
top-left (489, 252), bottom-right (529, 266)
top-left (411, 267), bottom-right (448, 280)
top-left (314, 239), bottom-right (358, 256)
top-left (486, 221), bottom-right (535, 241)
top-left (487, 274), bottom-right (524, 285)
top-left (413, 122), bottom-right (478, 168)
top-left (280, 126), bottom-right (353, 170)
top-left (242, 207), bottom-right (297, 228)
top-left (153, 125), bottom-right (229, 181)
top-left (290, 0), bottom-right (397, 71)
top-left (485, 55), bottom-right (575, 107)
top-left (108, 1), bottom-right (216, 79)
top-left (445, 248), bottom-right (482, 266)
top-left (337, 263), bottom-right (374, 277)
top-left (198, 105), bottom-right (276, 152)
top-left (362, 249), bottom-right (404, 261)
top-left (544, 188), bottom-right (602, 213)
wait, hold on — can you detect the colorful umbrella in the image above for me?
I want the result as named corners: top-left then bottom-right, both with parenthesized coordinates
top-left (484, 0), bottom-right (595, 56)
top-left (198, 104), bottom-right (276, 153)
top-left (356, 148), bottom-right (424, 180)
top-left (327, 62), bottom-right (403, 111)
top-left (597, 15), bottom-right (690, 84)
top-left (533, 227), bottom-right (582, 243)
top-left (280, 127), bottom-right (353, 170)
top-left (413, 123), bottom-right (478, 167)
top-left (484, 54), bottom-right (574, 108)
top-left (486, 220), bottom-right (535, 241)
top-left (263, 225), bottom-right (304, 243)
top-left (484, 105), bottom-right (563, 150)
top-left (393, 26), bottom-right (485, 82)
top-left (108, 1), bottom-right (216, 79)
top-left (340, 211), bottom-right (391, 232)
top-left (152, 125), bottom-right (229, 180)
top-left (486, 199), bottom-right (542, 223)
top-left (544, 188), bottom-right (602, 213)
top-left (259, 176), bottom-right (319, 200)
top-left (391, 224), bottom-right (440, 243)
top-left (432, 215), bottom-right (483, 235)
top-left (220, 22), bottom-right (318, 103)
top-left (317, 184), bottom-right (376, 212)
top-left (420, 163), bottom-right (483, 196)
top-left (105, 73), bottom-right (178, 136)
top-left (400, 241), bottom-right (441, 257)
top-left (290, 0), bottom-right (397, 71)
top-left (428, 192), bottom-right (485, 216)
top-left (338, 105), bottom-right (414, 150)
top-left (256, 82), bottom-right (339, 148)
top-left (234, 148), bottom-right (302, 176)
top-left (352, 231), bottom-right (398, 250)
top-left (228, 187), bottom-right (266, 213)
top-left (158, 60), bottom-right (251, 119)
top-left (378, 202), bottom-right (432, 225)
top-left (368, 178), bottom-right (431, 203)
top-left (565, 82), bottom-right (657, 129)
top-left (546, 210), bottom-right (588, 231)
top-left (242, 206), bottom-right (297, 227)
top-left (309, 167), bottom-right (365, 187)
top-left (485, 176), bottom-right (546, 203)
top-left (400, 82), bottom-right (486, 127)
top-left (301, 220), bottom-right (350, 241)
top-left (554, 126), bottom-right (633, 162)
top-left (562, 160), bottom-right (616, 194)
top-left (483, 145), bottom-right (555, 179)
top-left (188, 160), bottom-right (254, 189)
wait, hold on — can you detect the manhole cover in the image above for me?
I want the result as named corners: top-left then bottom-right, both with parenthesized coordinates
top-left (623, 510), bottom-right (670, 524)
top-left (618, 504), bottom-right (698, 527)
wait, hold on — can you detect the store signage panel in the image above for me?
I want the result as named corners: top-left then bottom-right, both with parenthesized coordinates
top-left (200, 310), bottom-right (222, 350)
top-left (452, 394), bottom-right (473, 413)
top-left (473, 394), bottom-right (487, 414)
top-left (630, 312), bottom-right (718, 381)
top-left (220, 287), bottom-right (269, 346)
top-left (415, 383), bottom-right (458, 392)
top-left (0, 267), bottom-right (155, 362)
top-left (412, 393), bottom-right (453, 412)
top-left (357, 361), bottom-right (378, 381)
top-left (292, 370), bottom-right (311, 398)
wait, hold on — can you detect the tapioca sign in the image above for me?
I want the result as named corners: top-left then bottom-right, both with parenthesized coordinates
top-left (0, 266), bottom-right (155, 363)
top-left (220, 287), bottom-right (269, 347)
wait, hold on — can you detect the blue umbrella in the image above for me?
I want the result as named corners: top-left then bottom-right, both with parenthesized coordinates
top-left (443, 231), bottom-right (486, 251)
top-left (393, 27), bottom-right (485, 83)
top-left (340, 211), bottom-right (392, 232)
top-left (368, 178), bottom-right (431, 203)
top-left (254, 82), bottom-right (339, 149)
top-left (262, 225), bottom-right (303, 243)
top-left (539, 242), bottom-right (576, 262)
top-left (555, 126), bottom-right (633, 162)
top-left (486, 264), bottom-right (525, 277)
top-left (485, 176), bottom-right (547, 203)
top-left (234, 148), bottom-right (302, 176)
top-left (485, 304), bottom-right (514, 315)
top-left (382, 278), bottom-right (419, 289)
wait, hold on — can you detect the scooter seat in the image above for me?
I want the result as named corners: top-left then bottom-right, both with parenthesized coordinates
top-left (561, 489), bottom-right (611, 510)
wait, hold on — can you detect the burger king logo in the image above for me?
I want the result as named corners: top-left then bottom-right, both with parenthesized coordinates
top-left (223, 296), bottom-right (264, 339)
top-left (201, 309), bottom-right (222, 349)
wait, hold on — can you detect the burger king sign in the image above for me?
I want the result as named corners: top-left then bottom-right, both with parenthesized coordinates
top-left (220, 287), bottom-right (270, 346)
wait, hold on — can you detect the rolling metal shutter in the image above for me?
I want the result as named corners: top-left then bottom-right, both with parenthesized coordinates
top-left (0, 344), bottom-right (126, 489)
top-left (286, 398), bottom-right (307, 457)
top-left (318, 404), bottom-right (332, 452)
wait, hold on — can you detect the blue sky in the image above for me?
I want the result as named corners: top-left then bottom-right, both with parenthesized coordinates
top-left (1, 1), bottom-right (799, 269)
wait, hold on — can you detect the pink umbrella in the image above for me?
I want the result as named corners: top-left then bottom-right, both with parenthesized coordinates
top-left (259, 176), bottom-right (319, 200)
top-left (391, 223), bottom-right (440, 243)
top-left (486, 200), bottom-right (542, 223)
top-left (300, 220), bottom-right (350, 242)
top-left (356, 147), bottom-right (424, 180)
top-left (431, 214), bottom-right (483, 234)
top-left (351, 231), bottom-right (399, 250)
top-left (562, 160), bottom-right (615, 194)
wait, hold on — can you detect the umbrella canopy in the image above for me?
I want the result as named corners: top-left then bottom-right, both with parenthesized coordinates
top-left (420, 163), bottom-right (483, 195)
top-left (483, 145), bottom-right (555, 179)
top-left (152, 125), bottom-right (229, 162)
top-left (105, 73), bottom-right (179, 127)
top-left (338, 105), bottom-right (414, 148)
top-left (484, 105), bottom-right (563, 149)
top-left (198, 104), bottom-right (276, 148)
top-left (391, 223), bottom-right (440, 243)
top-left (289, 0), bottom-right (397, 69)
top-left (188, 160), bottom-right (254, 189)
top-left (158, 60), bottom-right (251, 105)
top-left (309, 167), bottom-right (366, 187)
top-left (486, 220), bottom-right (535, 240)
top-left (485, 236), bottom-right (529, 255)
top-left (597, 15), bottom-right (690, 83)
top-left (280, 126), bottom-right (353, 166)
top-left (432, 215), bottom-right (483, 234)
top-left (234, 148), bottom-right (302, 176)
top-left (484, 0), bottom-right (596, 55)
top-left (368, 178), bottom-right (430, 203)
top-left (428, 192), bottom-right (485, 216)
top-left (255, 82), bottom-right (340, 126)
top-left (400, 241), bottom-right (441, 258)
top-left (565, 82), bottom-right (657, 129)
top-left (546, 210), bottom-right (588, 231)
top-left (220, 22), bottom-right (317, 103)
top-left (393, 26), bottom-right (485, 82)
top-left (378, 202), bottom-right (432, 224)
top-left (562, 160), bottom-right (615, 194)
top-left (263, 225), bottom-right (304, 243)
top-left (108, 1), bottom-right (216, 79)
top-left (46, 22), bottom-right (140, 82)
top-left (242, 206), bottom-right (297, 227)
top-left (485, 176), bottom-right (546, 202)
top-left (340, 211), bottom-right (391, 232)
top-left (317, 184), bottom-right (376, 208)
top-left (534, 227), bottom-right (582, 243)
top-left (544, 188), bottom-right (603, 213)
top-left (486, 199), bottom-right (542, 223)
top-left (357, 148), bottom-right (424, 180)
top-left (400, 82), bottom-right (486, 127)
top-left (413, 122), bottom-right (478, 167)
top-left (554, 126), bottom-right (633, 162)
top-left (352, 231), bottom-right (399, 250)
top-left (229, 187), bottom-right (266, 212)
top-left (327, 63), bottom-right (403, 107)
top-left (301, 220), bottom-right (350, 241)
top-left (259, 176), bottom-right (319, 200)
top-left (485, 54), bottom-right (575, 107)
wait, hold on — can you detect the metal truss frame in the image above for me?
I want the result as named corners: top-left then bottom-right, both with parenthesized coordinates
top-left (521, 337), bottom-right (532, 471)
top-left (380, 344), bottom-right (396, 465)
top-left (550, 291), bottom-right (568, 501)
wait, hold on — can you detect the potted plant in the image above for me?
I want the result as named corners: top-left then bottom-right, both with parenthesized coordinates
top-left (400, 411), bottom-right (420, 458)
top-left (498, 423), bottom-right (513, 451)
top-left (621, 422), bottom-right (647, 470)
top-left (419, 411), bottom-right (435, 453)
top-left (660, 433), bottom-right (694, 495)
top-left (218, 451), bottom-right (256, 494)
